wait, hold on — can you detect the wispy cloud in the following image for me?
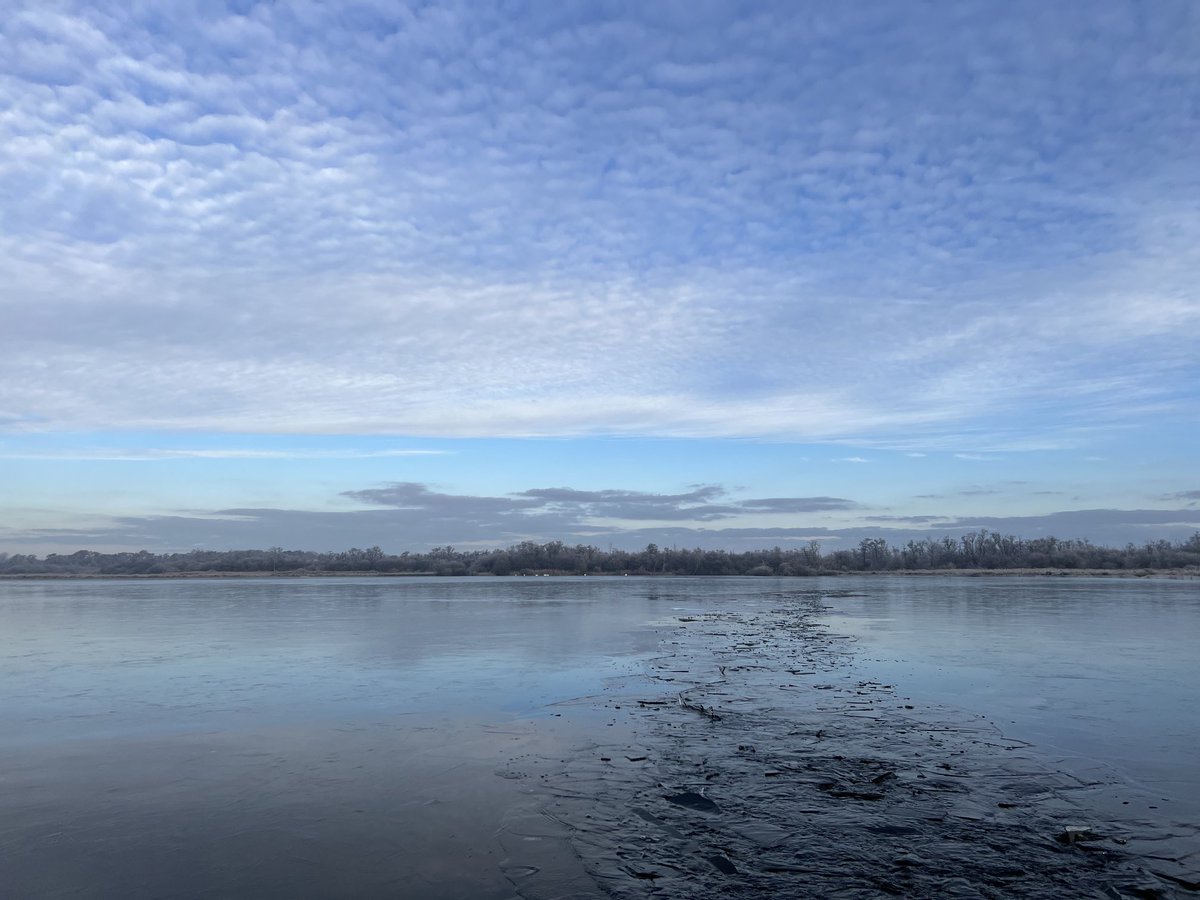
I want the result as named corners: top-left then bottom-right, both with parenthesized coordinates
top-left (1159, 489), bottom-right (1200, 502)
top-left (0, 447), bottom-right (448, 461)
top-left (864, 515), bottom-right (949, 524)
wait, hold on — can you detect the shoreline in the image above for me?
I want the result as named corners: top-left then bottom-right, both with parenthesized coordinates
top-left (2, 567), bottom-right (1198, 580)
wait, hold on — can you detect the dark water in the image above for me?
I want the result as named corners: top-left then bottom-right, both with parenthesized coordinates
top-left (1, 576), bottom-right (1196, 898)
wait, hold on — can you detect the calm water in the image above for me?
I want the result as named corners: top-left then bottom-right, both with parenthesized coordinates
top-left (1, 575), bottom-right (1196, 897)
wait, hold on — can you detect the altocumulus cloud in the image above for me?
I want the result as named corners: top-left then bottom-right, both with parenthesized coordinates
top-left (0, 2), bottom-right (1198, 449)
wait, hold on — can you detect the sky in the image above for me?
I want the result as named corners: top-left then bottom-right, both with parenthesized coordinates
top-left (1, 0), bottom-right (1198, 555)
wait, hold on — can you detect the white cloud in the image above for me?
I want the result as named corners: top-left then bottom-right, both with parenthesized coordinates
top-left (0, 1), bottom-right (1196, 452)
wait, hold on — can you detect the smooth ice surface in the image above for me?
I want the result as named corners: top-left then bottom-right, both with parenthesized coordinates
top-left (0, 577), bottom-right (662, 898)
top-left (822, 576), bottom-right (1200, 821)
top-left (1, 576), bottom-right (1197, 897)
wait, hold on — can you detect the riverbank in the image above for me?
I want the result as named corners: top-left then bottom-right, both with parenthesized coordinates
top-left (859, 566), bottom-right (1200, 579)
top-left (2, 567), bottom-right (1198, 580)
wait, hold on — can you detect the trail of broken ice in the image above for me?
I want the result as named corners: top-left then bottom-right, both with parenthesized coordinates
top-left (500, 589), bottom-right (1198, 899)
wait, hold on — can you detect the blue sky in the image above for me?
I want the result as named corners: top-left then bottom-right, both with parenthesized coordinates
top-left (1, 1), bottom-right (1197, 554)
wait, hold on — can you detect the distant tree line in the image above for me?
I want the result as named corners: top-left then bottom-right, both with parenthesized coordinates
top-left (2, 531), bottom-right (1199, 577)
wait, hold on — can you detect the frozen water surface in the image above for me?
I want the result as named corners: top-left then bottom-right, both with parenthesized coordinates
top-left (1, 576), bottom-right (1196, 898)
